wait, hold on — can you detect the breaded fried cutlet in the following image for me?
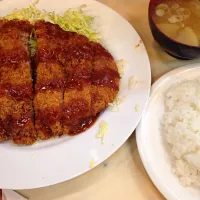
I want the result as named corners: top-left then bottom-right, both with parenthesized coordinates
top-left (34, 62), bottom-right (65, 139)
top-left (63, 43), bottom-right (93, 134)
top-left (34, 21), bottom-right (120, 137)
top-left (91, 42), bottom-right (120, 115)
top-left (0, 20), bottom-right (120, 145)
top-left (34, 21), bottom-right (92, 138)
top-left (34, 21), bottom-right (65, 139)
top-left (35, 21), bottom-right (88, 47)
top-left (0, 20), bottom-right (37, 145)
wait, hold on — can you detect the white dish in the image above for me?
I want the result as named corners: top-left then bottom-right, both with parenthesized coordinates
top-left (0, 0), bottom-right (151, 189)
top-left (136, 64), bottom-right (200, 200)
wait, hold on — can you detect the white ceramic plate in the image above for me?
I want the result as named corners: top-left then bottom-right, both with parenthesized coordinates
top-left (0, 0), bottom-right (151, 189)
top-left (136, 63), bottom-right (200, 200)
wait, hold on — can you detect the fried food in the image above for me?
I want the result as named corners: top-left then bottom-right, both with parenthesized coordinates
top-left (91, 42), bottom-right (120, 115)
top-left (0, 20), bottom-right (120, 145)
top-left (34, 21), bottom-right (66, 139)
top-left (0, 20), bottom-right (36, 145)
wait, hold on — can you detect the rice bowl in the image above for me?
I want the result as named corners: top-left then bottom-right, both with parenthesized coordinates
top-left (137, 65), bottom-right (200, 200)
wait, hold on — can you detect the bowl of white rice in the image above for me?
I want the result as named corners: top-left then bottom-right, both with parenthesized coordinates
top-left (136, 63), bottom-right (200, 200)
top-left (164, 79), bottom-right (200, 187)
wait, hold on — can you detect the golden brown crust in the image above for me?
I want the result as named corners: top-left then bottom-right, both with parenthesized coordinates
top-left (0, 20), bottom-right (120, 144)
top-left (91, 42), bottom-right (120, 115)
top-left (34, 21), bottom-right (93, 138)
top-left (63, 43), bottom-right (93, 133)
top-left (34, 22), bottom-right (65, 139)
top-left (0, 20), bottom-right (36, 145)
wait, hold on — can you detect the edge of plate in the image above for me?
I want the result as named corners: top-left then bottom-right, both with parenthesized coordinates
top-left (136, 63), bottom-right (200, 200)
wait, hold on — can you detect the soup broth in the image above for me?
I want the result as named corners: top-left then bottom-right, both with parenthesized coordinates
top-left (152, 0), bottom-right (200, 46)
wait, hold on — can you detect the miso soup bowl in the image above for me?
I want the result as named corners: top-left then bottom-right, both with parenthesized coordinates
top-left (149, 0), bottom-right (200, 60)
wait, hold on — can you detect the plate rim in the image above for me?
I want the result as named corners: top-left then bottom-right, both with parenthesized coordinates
top-left (136, 63), bottom-right (200, 200)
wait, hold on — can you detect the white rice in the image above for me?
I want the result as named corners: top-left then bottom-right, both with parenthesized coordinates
top-left (164, 79), bottom-right (200, 187)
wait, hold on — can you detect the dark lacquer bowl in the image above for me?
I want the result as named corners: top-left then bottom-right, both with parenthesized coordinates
top-left (149, 0), bottom-right (200, 60)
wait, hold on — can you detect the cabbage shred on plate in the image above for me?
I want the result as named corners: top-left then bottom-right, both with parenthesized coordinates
top-left (2, 0), bottom-right (101, 42)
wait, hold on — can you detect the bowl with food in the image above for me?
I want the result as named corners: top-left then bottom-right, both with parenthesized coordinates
top-left (149, 0), bottom-right (200, 60)
top-left (136, 63), bottom-right (200, 200)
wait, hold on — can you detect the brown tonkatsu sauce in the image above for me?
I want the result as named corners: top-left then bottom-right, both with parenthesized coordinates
top-left (35, 78), bottom-right (91, 93)
top-left (9, 85), bottom-right (32, 100)
top-left (92, 42), bottom-right (113, 59)
top-left (68, 114), bottom-right (99, 136)
top-left (12, 115), bottom-right (32, 129)
top-left (62, 99), bottom-right (89, 123)
top-left (69, 44), bottom-right (93, 60)
top-left (92, 68), bottom-right (120, 90)
top-left (35, 79), bottom-right (65, 93)
top-left (36, 105), bottom-right (98, 136)
top-left (37, 47), bottom-right (67, 63)
top-left (35, 21), bottom-right (73, 40)
top-left (0, 84), bottom-right (32, 100)
top-left (37, 108), bottom-right (62, 126)
top-left (0, 49), bottom-right (29, 66)
top-left (65, 78), bottom-right (90, 90)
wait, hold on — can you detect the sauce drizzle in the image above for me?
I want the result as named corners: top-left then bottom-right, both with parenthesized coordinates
top-left (92, 68), bottom-right (120, 90)
top-left (68, 114), bottom-right (99, 136)
top-left (35, 79), bottom-right (65, 93)
top-left (13, 115), bottom-right (31, 128)
top-left (37, 108), bottom-right (62, 126)
top-left (0, 84), bottom-right (32, 100)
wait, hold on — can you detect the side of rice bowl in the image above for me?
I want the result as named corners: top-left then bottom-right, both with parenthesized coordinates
top-left (136, 65), bottom-right (200, 200)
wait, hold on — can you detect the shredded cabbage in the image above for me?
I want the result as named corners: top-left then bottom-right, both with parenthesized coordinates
top-left (89, 159), bottom-right (95, 168)
top-left (2, 0), bottom-right (101, 41)
top-left (96, 121), bottom-right (108, 144)
top-left (29, 38), bottom-right (36, 57)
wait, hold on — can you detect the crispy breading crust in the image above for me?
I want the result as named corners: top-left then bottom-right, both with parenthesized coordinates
top-left (0, 20), bottom-right (120, 144)
top-left (0, 20), bottom-right (37, 145)
top-left (35, 21), bottom-right (120, 138)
